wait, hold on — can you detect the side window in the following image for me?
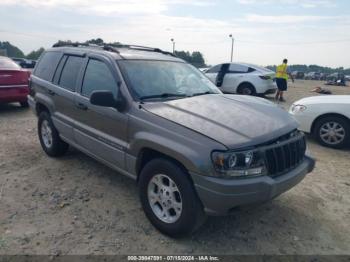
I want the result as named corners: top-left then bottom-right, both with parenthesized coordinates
top-left (34, 52), bottom-right (62, 81)
top-left (58, 56), bottom-right (84, 91)
top-left (206, 64), bottom-right (222, 74)
top-left (229, 64), bottom-right (249, 73)
top-left (81, 59), bottom-right (118, 98)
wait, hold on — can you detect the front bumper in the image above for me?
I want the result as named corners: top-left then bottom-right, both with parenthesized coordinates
top-left (191, 155), bottom-right (315, 215)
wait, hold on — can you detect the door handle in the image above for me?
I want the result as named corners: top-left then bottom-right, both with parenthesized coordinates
top-left (77, 103), bottom-right (88, 110)
top-left (48, 90), bottom-right (55, 96)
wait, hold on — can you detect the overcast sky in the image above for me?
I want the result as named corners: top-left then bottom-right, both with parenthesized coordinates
top-left (1, 0), bottom-right (350, 67)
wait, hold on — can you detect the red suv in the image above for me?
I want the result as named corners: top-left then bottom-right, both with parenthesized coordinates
top-left (0, 56), bottom-right (30, 107)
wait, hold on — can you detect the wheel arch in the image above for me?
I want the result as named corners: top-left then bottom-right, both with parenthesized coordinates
top-left (35, 102), bottom-right (50, 116)
top-left (135, 147), bottom-right (191, 182)
top-left (237, 81), bottom-right (256, 94)
top-left (311, 113), bottom-right (350, 134)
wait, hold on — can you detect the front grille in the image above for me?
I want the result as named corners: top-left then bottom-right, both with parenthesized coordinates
top-left (264, 132), bottom-right (306, 177)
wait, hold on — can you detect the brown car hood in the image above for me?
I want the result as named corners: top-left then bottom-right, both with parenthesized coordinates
top-left (142, 94), bottom-right (298, 149)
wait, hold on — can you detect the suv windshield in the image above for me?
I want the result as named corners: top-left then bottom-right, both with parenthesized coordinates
top-left (118, 60), bottom-right (221, 100)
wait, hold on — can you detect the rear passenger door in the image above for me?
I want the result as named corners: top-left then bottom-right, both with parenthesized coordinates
top-left (221, 63), bottom-right (249, 93)
top-left (73, 55), bottom-right (128, 170)
top-left (50, 54), bottom-right (85, 141)
top-left (205, 64), bottom-right (222, 84)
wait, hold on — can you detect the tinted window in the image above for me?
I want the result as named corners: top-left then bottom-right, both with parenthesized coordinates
top-left (59, 56), bottom-right (84, 91)
top-left (34, 52), bottom-right (61, 81)
top-left (0, 57), bottom-right (21, 69)
top-left (82, 59), bottom-right (117, 98)
top-left (206, 64), bottom-right (222, 73)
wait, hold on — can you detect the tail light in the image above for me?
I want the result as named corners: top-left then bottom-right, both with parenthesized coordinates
top-left (259, 75), bottom-right (271, 80)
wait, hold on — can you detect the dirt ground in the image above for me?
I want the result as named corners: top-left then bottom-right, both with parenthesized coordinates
top-left (0, 80), bottom-right (349, 255)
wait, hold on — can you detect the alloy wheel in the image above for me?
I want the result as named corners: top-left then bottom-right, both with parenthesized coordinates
top-left (319, 121), bottom-right (345, 145)
top-left (147, 174), bottom-right (182, 224)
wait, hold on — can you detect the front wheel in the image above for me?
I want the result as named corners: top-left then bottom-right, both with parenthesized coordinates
top-left (313, 116), bottom-right (349, 149)
top-left (139, 158), bottom-right (206, 237)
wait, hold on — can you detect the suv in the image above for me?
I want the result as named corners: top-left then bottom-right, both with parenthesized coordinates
top-left (28, 43), bottom-right (315, 237)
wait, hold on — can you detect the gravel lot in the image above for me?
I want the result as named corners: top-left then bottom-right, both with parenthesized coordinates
top-left (0, 80), bottom-right (349, 255)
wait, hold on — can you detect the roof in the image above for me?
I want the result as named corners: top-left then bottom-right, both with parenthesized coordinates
top-left (49, 42), bottom-right (184, 62)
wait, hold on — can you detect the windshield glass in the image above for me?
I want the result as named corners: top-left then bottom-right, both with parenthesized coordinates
top-left (118, 60), bottom-right (221, 100)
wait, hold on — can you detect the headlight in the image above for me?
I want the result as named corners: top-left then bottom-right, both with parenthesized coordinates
top-left (211, 150), bottom-right (266, 178)
top-left (290, 104), bottom-right (307, 114)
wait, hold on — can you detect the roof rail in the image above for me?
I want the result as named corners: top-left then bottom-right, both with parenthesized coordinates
top-left (108, 43), bottom-right (176, 57)
top-left (52, 42), bottom-right (120, 54)
top-left (52, 42), bottom-right (175, 57)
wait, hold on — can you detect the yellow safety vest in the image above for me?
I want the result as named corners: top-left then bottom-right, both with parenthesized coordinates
top-left (276, 63), bottom-right (288, 80)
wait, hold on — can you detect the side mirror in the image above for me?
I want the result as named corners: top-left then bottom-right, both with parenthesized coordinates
top-left (90, 90), bottom-right (125, 111)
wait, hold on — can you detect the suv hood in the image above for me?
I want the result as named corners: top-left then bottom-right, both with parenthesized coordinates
top-left (142, 94), bottom-right (298, 149)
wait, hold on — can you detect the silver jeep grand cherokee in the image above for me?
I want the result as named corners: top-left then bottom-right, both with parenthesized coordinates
top-left (28, 43), bottom-right (315, 237)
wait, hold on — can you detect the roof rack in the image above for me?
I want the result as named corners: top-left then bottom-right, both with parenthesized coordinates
top-left (52, 42), bottom-right (176, 57)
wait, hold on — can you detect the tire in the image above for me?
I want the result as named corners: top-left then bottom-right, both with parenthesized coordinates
top-left (20, 101), bottom-right (29, 108)
top-left (38, 111), bottom-right (69, 157)
top-left (138, 158), bottom-right (206, 237)
top-left (313, 116), bottom-right (349, 149)
top-left (237, 83), bottom-right (256, 96)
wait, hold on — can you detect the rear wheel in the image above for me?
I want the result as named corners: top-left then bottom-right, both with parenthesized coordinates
top-left (237, 83), bottom-right (256, 96)
top-left (139, 158), bottom-right (206, 237)
top-left (313, 116), bottom-right (349, 149)
top-left (38, 111), bottom-right (69, 157)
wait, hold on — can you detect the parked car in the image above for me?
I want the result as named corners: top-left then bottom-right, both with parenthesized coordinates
top-left (304, 72), bottom-right (321, 80)
top-left (291, 71), bottom-right (305, 80)
top-left (345, 75), bottom-right (350, 81)
top-left (0, 56), bottom-right (30, 107)
top-left (11, 57), bottom-right (36, 69)
top-left (326, 73), bottom-right (346, 86)
top-left (290, 95), bottom-right (350, 149)
top-left (28, 43), bottom-right (315, 237)
top-left (205, 63), bottom-right (277, 95)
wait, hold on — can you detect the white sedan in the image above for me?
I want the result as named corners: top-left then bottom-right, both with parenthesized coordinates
top-left (289, 95), bottom-right (350, 149)
top-left (205, 62), bottom-right (277, 95)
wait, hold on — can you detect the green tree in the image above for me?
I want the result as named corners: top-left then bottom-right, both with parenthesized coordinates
top-left (86, 38), bottom-right (104, 45)
top-left (0, 41), bottom-right (25, 58)
top-left (174, 50), bottom-right (206, 68)
top-left (26, 47), bottom-right (45, 60)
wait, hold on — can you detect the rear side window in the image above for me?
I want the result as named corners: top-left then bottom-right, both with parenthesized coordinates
top-left (0, 57), bottom-right (21, 69)
top-left (81, 59), bottom-right (118, 98)
top-left (206, 64), bottom-right (222, 73)
top-left (34, 52), bottom-right (61, 81)
top-left (228, 64), bottom-right (249, 73)
top-left (58, 56), bottom-right (84, 91)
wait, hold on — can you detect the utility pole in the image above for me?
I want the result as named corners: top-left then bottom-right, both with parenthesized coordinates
top-left (171, 38), bottom-right (175, 54)
top-left (229, 34), bottom-right (234, 62)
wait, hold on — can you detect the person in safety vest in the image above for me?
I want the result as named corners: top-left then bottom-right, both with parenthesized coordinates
top-left (275, 59), bottom-right (294, 102)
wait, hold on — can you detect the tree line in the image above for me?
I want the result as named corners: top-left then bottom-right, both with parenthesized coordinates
top-left (0, 41), bottom-right (45, 60)
top-left (267, 64), bottom-right (350, 75)
top-left (1, 40), bottom-right (348, 73)
top-left (0, 39), bottom-right (207, 68)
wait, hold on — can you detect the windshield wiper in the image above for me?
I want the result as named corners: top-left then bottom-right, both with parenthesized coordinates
top-left (191, 91), bottom-right (217, 97)
top-left (139, 93), bottom-right (187, 101)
